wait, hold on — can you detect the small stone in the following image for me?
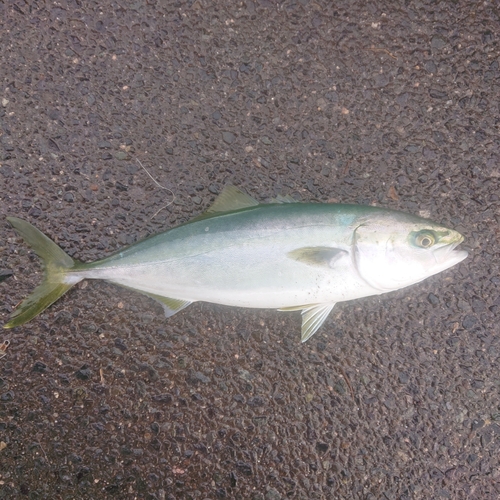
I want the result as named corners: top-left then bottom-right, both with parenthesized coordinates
top-left (222, 131), bottom-right (235, 144)
top-left (252, 415), bottom-right (267, 427)
top-left (423, 146), bottom-right (436, 159)
top-left (373, 73), bottom-right (390, 88)
top-left (333, 382), bottom-right (345, 395)
top-left (0, 269), bottom-right (12, 282)
top-left (482, 30), bottom-right (494, 44)
top-left (462, 315), bottom-right (478, 330)
top-left (238, 369), bottom-right (253, 381)
top-left (481, 432), bottom-right (492, 447)
top-left (471, 418), bottom-right (484, 431)
top-left (187, 371), bottom-right (210, 384)
top-left (0, 391), bottom-right (14, 401)
top-left (81, 323), bottom-right (97, 333)
top-left (140, 363), bottom-right (159, 381)
top-left (325, 91), bottom-right (338, 102)
top-left (54, 310), bottom-right (73, 324)
top-left (316, 442), bottom-right (329, 453)
top-left (424, 60), bottom-right (437, 73)
top-left (429, 89), bottom-right (448, 99)
top-left (32, 361), bottom-right (47, 373)
top-left (316, 97), bottom-right (327, 109)
top-left (75, 365), bottom-right (93, 380)
top-left (247, 396), bottom-right (265, 407)
top-left (114, 338), bottom-right (128, 351)
top-left (152, 393), bottom-right (173, 404)
top-left (384, 396), bottom-right (396, 409)
top-left (405, 144), bottom-right (420, 153)
top-left (0, 166), bottom-right (13, 177)
top-left (265, 488), bottom-right (281, 500)
top-left (431, 36), bottom-right (447, 49)
top-left (115, 151), bottom-right (128, 160)
top-left (471, 299), bottom-right (486, 313)
top-left (236, 461), bottom-right (253, 476)
top-left (427, 293), bottom-right (439, 305)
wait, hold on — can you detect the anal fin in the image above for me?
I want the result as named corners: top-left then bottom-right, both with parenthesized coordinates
top-left (279, 302), bottom-right (336, 342)
top-left (145, 293), bottom-right (192, 318)
top-left (278, 304), bottom-right (309, 312)
top-left (300, 303), bottom-right (335, 343)
top-left (113, 282), bottom-right (193, 319)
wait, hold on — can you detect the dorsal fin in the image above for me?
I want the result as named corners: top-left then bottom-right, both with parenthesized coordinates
top-left (206, 185), bottom-right (259, 214)
top-left (270, 194), bottom-right (297, 204)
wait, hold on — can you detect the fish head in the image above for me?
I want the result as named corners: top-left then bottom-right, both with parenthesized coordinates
top-left (353, 211), bottom-right (468, 293)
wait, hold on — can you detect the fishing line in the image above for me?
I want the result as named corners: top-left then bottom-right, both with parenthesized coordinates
top-left (136, 159), bottom-right (176, 219)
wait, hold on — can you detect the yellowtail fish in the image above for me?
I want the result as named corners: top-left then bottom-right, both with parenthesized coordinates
top-left (3, 186), bottom-right (467, 341)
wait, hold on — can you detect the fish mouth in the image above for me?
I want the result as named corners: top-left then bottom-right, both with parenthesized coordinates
top-left (434, 237), bottom-right (468, 266)
top-left (449, 246), bottom-right (468, 264)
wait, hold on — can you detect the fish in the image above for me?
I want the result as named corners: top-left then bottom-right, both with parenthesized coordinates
top-left (3, 185), bottom-right (468, 341)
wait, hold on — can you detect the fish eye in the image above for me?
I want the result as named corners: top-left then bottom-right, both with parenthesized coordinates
top-left (414, 231), bottom-right (435, 248)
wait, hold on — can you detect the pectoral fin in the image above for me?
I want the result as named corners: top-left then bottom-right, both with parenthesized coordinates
top-left (300, 303), bottom-right (335, 342)
top-left (287, 247), bottom-right (348, 268)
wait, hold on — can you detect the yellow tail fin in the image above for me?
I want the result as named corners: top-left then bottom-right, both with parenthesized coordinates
top-left (4, 217), bottom-right (79, 328)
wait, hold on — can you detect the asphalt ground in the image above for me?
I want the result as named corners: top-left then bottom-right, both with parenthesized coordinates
top-left (0, 1), bottom-right (499, 499)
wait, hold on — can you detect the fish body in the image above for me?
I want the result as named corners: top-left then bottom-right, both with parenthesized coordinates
top-left (84, 203), bottom-right (377, 308)
top-left (3, 186), bottom-right (468, 341)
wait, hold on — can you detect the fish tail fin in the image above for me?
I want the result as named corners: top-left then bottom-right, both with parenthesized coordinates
top-left (4, 217), bottom-right (81, 328)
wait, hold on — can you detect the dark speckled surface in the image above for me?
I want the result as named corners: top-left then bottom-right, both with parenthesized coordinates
top-left (1, 1), bottom-right (499, 499)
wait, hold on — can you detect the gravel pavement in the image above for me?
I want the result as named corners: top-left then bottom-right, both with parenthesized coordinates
top-left (1, 1), bottom-right (499, 499)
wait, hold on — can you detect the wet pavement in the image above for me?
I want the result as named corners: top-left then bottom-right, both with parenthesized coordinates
top-left (1, 0), bottom-right (499, 498)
